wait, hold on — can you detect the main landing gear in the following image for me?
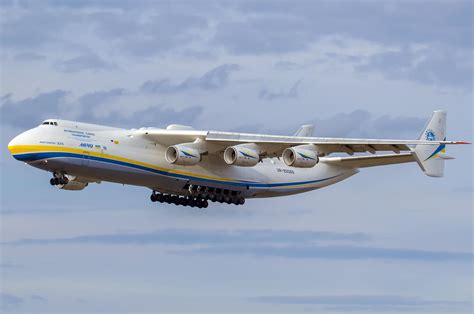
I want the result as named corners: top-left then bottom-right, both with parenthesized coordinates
top-left (150, 185), bottom-right (246, 208)
top-left (50, 172), bottom-right (68, 186)
top-left (150, 191), bottom-right (209, 208)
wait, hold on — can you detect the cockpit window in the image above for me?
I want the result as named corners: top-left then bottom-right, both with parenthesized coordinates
top-left (41, 121), bottom-right (58, 126)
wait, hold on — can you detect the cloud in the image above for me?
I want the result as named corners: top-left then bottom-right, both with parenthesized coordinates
top-left (30, 295), bottom-right (46, 302)
top-left (213, 16), bottom-right (315, 55)
top-left (0, 10), bottom-right (66, 50)
top-left (0, 293), bottom-right (23, 311)
top-left (13, 52), bottom-right (46, 62)
top-left (259, 80), bottom-right (301, 100)
top-left (252, 294), bottom-right (471, 312)
top-left (141, 64), bottom-right (241, 93)
top-left (0, 90), bottom-right (69, 128)
top-left (90, 10), bottom-right (209, 57)
top-left (239, 110), bottom-right (426, 139)
top-left (190, 244), bottom-right (473, 262)
top-left (4, 229), bottom-right (471, 262)
top-left (356, 44), bottom-right (473, 89)
top-left (54, 53), bottom-right (116, 73)
top-left (90, 105), bottom-right (205, 129)
top-left (231, 2), bottom-right (472, 50)
top-left (0, 88), bottom-right (204, 129)
top-left (4, 229), bottom-right (370, 246)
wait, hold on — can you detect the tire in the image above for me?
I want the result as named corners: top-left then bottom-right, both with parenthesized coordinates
top-left (156, 195), bottom-right (164, 203)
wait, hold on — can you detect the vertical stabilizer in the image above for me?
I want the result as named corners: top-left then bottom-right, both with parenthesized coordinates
top-left (414, 110), bottom-right (447, 177)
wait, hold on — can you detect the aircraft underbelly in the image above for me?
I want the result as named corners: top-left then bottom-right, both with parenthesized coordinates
top-left (36, 153), bottom-right (355, 198)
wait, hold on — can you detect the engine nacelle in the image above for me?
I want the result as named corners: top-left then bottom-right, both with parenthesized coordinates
top-left (224, 145), bottom-right (260, 167)
top-left (56, 175), bottom-right (89, 191)
top-left (282, 145), bottom-right (319, 168)
top-left (165, 145), bottom-right (201, 166)
top-left (58, 180), bottom-right (88, 191)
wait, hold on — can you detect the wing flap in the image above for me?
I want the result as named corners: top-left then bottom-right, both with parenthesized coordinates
top-left (323, 152), bottom-right (416, 168)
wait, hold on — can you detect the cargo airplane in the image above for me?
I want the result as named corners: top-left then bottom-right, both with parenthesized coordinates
top-left (7, 110), bottom-right (470, 208)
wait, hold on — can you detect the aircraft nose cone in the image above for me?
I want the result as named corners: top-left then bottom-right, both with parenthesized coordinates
top-left (8, 131), bottom-right (30, 159)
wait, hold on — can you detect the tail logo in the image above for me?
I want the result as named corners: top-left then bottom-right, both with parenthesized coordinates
top-left (425, 129), bottom-right (436, 141)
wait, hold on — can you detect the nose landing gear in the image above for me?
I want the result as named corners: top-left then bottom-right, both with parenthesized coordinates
top-left (49, 173), bottom-right (69, 186)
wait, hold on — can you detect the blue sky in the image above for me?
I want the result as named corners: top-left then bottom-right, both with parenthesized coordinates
top-left (0, 1), bottom-right (472, 313)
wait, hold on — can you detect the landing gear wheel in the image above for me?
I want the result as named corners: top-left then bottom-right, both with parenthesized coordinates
top-left (156, 194), bottom-right (164, 203)
top-left (50, 178), bottom-right (56, 186)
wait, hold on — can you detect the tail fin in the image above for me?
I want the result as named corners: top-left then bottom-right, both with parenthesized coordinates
top-left (414, 110), bottom-right (449, 177)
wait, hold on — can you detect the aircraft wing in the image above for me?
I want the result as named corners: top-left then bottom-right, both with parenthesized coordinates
top-left (322, 152), bottom-right (416, 168)
top-left (204, 131), bottom-right (466, 156)
top-left (140, 129), bottom-right (467, 156)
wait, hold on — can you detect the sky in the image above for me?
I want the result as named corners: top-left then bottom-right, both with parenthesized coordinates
top-left (0, 1), bottom-right (473, 313)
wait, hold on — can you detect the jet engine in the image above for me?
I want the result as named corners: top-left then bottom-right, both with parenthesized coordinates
top-left (282, 145), bottom-right (319, 168)
top-left (224, 144), bottom-right (260, 167)
top-left (165, 145), bottom-right (201, 166)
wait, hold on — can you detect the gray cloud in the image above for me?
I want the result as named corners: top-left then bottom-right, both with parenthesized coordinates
top-left (0, 88), bottom-right (203, 129)
top-left (4, 229), bottom-right (471, 262)
top-left (13, 52), bottom-right (46, 62)
top-left (30, 295), bottom-right (46, 302)
top-left (357, 45), bottom-right (473, 89)
top-left (0, 10), bottom-right (66, 50)
top-left (230, 2), bottom-right (472, 51)
top-left (213, 16), bottom-right (314, 55)
top-left (54, 53), bottom-right (116, 73)
top-left (259, 80), bottom-right (301, 101)
top-left (0, 90), bottom-right (69, 128)
top-left (141, 64), bottom-right (240, 93)
top-left (1, 88), bottom-right (427, 140)
top-left (273, 61), bottom-right (301, 71)
top-left (238, 110), bottom-right (426, 140)
top-left (90, 105), bottom-right (205, 129)
top-left (0, 293), bottom-right (23, 311)
top-left (252, 295), bottom-right (471, 312)
top-left (90, 10), bottom-right (209, 57)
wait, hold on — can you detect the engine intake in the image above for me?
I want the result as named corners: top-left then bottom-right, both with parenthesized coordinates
top-left (165, 145), bottom-right (201, 166)
top-left (224, 145), bottom-right (260, 167)
top-left (282, 145), bottom-right (319, 168)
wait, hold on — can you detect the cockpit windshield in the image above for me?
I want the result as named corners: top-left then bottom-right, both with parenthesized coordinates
top-left (41, 121), bottom-right (58, 126)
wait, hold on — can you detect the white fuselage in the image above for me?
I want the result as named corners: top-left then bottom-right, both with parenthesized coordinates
top-left (8, 120), bottom-right (358, 199)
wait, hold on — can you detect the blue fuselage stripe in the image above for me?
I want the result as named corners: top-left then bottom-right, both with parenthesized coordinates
top-left (13, 152), bottom-right (339, 188)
